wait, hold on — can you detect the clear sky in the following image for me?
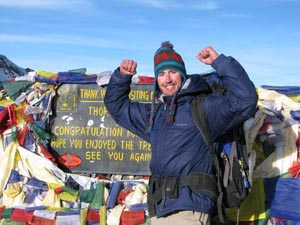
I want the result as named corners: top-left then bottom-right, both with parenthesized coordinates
top-left (0, 0), bottom-right (299, 87)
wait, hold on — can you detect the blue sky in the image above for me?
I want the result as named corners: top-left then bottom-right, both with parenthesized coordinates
top-left (0, 0), bottom-right (299, 87)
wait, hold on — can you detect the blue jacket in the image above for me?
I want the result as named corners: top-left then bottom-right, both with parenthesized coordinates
top-left (104, 54), bottom-right (258, 216)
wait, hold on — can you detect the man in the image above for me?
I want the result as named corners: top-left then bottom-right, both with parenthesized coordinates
top-left (104, 41), bottom-right (257, 225)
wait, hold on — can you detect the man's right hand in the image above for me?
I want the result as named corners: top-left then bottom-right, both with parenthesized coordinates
top-left (120, 59), bottom-right (137, 76)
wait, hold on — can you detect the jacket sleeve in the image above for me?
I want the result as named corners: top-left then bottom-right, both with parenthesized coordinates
top-left (205, 54), bottom-right (258, 140)
top-left (104, 68), bottom-right (151, 142)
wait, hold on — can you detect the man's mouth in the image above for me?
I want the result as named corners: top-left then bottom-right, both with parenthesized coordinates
top-left (165, 85), bottom-right (176, 90)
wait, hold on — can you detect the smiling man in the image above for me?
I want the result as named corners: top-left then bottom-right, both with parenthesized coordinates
top-left (104, 41), bottom-right (258, 225)
top-left (157, 69), bottom-right (182, 96)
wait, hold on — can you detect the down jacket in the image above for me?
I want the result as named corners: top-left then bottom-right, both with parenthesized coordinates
top-left (104, 54), bottom-right (258, 217)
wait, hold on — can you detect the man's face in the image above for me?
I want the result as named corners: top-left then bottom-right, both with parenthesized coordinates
top-left (157, 69), bottom-right (182, 96)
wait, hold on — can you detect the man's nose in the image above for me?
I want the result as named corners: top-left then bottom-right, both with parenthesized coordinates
top-left (165, 72), bottom-right (171, 82)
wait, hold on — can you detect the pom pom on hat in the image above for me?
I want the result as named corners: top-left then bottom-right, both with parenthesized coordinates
top-left (161, 41), bottom-right (174, 49)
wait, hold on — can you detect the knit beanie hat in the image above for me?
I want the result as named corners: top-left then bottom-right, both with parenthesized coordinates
top-left (147, 41), bottom-right (186, 132)
top-left (153, 41), bottom-right (187, 92)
